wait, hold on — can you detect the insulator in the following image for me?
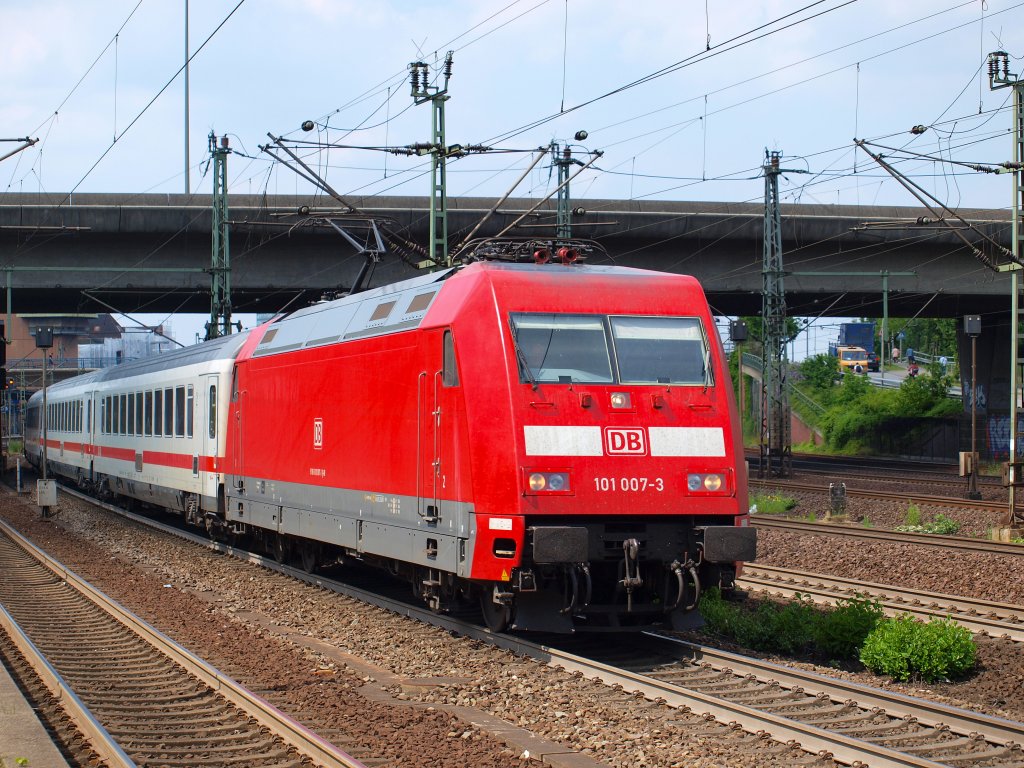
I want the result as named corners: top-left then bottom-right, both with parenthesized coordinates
top-left (444, 52), bottom-right (453, 80)
top-left (910, 124), bottom-right (927, 135)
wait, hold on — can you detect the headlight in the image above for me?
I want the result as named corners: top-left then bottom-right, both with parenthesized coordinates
top-left (525, 471), bottom-right (572, 494)
top-left (687, 473), bottom-right (727, 493)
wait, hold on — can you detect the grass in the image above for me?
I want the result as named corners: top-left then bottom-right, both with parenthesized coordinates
top-left (749, 490), bottom-right (796, 515)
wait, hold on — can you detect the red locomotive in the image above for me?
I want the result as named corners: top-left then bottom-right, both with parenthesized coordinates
top-left (27, 258), bottom-right (754, 632)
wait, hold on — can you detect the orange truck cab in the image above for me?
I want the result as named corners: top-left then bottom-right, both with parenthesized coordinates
top-left (837, 345), bottom-right (868, 373)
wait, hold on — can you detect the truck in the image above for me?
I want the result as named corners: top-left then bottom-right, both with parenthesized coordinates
top-left (828, 322), bottom-right (878, 371)
top-left (838, 322), bottom-right (875, 352)
top-left (828, 323), bottom-right (876, 356)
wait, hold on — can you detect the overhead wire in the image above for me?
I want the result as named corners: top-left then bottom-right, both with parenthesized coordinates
top-left (58, 0), bottom-right (247, 206)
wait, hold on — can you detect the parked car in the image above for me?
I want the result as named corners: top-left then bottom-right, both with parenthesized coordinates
top-left (866, 351), bottom-right (879, 372)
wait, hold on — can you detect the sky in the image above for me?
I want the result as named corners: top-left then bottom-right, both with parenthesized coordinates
top-left (2, 0), bottom-right (1022, 355)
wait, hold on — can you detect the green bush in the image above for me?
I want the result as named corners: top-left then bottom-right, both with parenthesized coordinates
top-left (860, 615), bottom-right (976, 682)
top-left (699, 587), bottom-right (739, 636)
top-left (813, 595), bottom-right (884, 661)
top-left (701, 590), bottom-right (816, 656)
top-left (904, 504), bottom-right (921, 527)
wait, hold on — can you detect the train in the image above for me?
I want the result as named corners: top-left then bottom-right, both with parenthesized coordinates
top-left (25, 257), bottom-right (755, 632)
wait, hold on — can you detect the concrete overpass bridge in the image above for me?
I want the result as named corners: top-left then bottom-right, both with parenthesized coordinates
top-left (0, 192), bottom-right (1011, 319)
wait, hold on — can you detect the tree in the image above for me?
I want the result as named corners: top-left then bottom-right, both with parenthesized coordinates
top-left (742, 315), bottom-right (804, 349)
top-left (885, 318), bottom-right (956, 358)
top-left (799, 354), bottom-right (839, 390)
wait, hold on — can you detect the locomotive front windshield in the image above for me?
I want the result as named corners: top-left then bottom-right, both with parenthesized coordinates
top-left (511, 313), bottom-right (711, 385)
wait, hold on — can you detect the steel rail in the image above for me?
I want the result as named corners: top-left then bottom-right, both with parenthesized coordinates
top-left (753, 515), bottom-right (1024, 555)
top-left (739, 563), bottom-right (1024, 642)
top-left (51, 485), bottom-right (1021, 768)
top-left (643, 632), bottom-right (1024, 748)
top-left (0, 516), bottom-right (368, 768)
top-left (0, 603), bottom-right (137, 768)
top-left (751, 479), bottom-right (1004, 511)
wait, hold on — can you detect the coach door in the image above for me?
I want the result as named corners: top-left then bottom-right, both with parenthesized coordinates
top-left (202, 375), bottom-right (219, 498)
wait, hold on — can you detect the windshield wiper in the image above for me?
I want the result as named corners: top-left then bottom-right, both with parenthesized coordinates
top-left (511, 325), bottom-right (538, 390)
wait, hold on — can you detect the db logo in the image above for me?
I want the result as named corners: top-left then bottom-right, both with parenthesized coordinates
top-left (313, 418), bottom-right (324, 450)
top-left (604, 427), bottom-right (647, 455)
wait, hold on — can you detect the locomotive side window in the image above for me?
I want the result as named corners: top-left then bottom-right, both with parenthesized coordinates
top-left (510, 314), bottom-right (613, 384)
top-left (442, 330), bottom-right (459, 387)
top-left (611, 316), bottom-right (710, 385)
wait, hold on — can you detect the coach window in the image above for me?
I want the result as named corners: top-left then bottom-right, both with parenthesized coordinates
top-left (120, 394), bottom-right (128, 435)
top-left (164, 387), bottom-right (174, 436)
top-left (174, 386), bottom-right (185, 437)
top-left (144, 391), bottom-right (153, 436)
top-left (100, 398), bottom-right (107, 434)
top-left (135, 392), bottom-right (143, 435)
top-left (127, 392), bottom-right (136, 436)
top-left (186, 385), bottom-right (194, 438)
top-left (208, 385), bottom-right (217, 439)
top-left (154, 390), bottom-right (163, 437)
top-left (442, 330), bottom-right (460, 387)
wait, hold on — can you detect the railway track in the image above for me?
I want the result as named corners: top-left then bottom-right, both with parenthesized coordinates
top-left (556, 632), bottom-right (1024, 768)
top-left (751, 480), bottom-right (1006, 512)
top-left (739, 563), bottom-right (1024, 642)
top-left (0, 517), bottom-right (368, 768)
top-left (752, 515), bottom-right (1024, 555)
top-left (46, 484), bottom-right (1024, 768)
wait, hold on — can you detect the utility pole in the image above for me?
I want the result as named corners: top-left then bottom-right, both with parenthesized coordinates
top-left (184, 0), bottom-right (190, 194)
top-left (759, 151), bottom-right (805, 478)
top-left (205, 132), bottom-right (233, 341)
top-left (988, 50), bottom-right (1024, 530)
top-left (409, 52), bottom-right (453, 266)
top-left (553, 132), bottom-right (588, 242)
